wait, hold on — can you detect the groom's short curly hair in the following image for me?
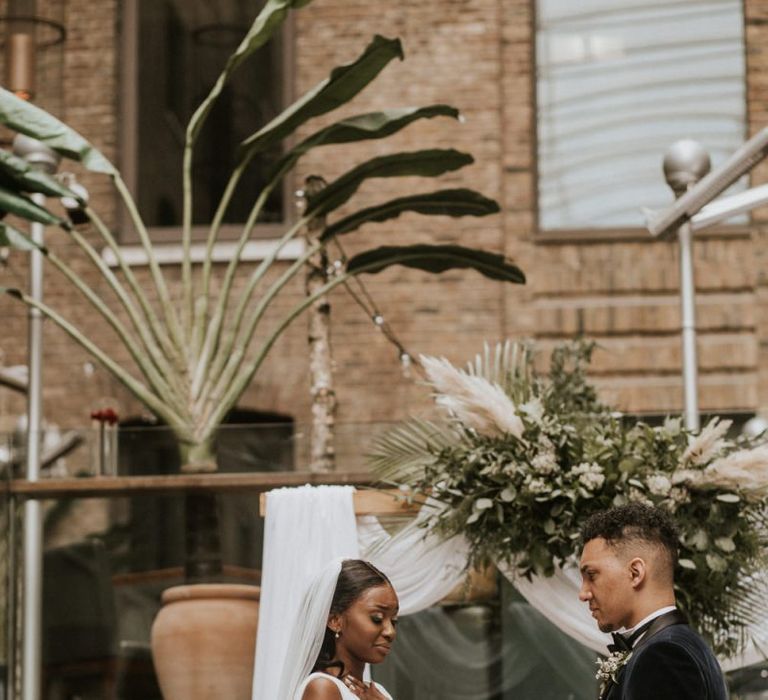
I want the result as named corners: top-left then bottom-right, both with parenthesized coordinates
top-left (582, 503), bottom-right (679, 577)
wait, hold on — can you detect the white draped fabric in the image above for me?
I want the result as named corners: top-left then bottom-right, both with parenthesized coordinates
top-left (253, 485), bottom-right (762, 699)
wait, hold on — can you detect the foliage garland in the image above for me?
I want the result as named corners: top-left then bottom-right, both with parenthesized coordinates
top-left (371, 341), bottom-right (768, 656)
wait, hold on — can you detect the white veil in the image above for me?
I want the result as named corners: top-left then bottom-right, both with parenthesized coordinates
top-left (277, 557), bottom-right (344, 700)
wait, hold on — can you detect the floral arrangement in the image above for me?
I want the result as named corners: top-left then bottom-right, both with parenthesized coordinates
top-left (370, 341), bottom-right (768, 655)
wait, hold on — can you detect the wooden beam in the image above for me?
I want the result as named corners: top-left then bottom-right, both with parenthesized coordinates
top-left (7, 471), bottom-right (377, 500)
top-left (258, 488), bottom-right (422, 517)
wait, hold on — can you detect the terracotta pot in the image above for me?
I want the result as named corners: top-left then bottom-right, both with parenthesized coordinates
top-left (151, 583), bottom-right (260, 700)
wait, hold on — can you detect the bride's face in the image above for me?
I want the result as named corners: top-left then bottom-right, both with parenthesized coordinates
top-left (331, 583), bottom-right (399, 664)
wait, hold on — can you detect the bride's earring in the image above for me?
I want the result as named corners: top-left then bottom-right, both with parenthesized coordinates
top-left (334, 630), bottom-right (341, 639)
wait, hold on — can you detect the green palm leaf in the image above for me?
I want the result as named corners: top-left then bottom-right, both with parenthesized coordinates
top-left (0, 185), bottom-right (67, 227)
top-left (346, 243), bottom-right (526, 284)
top-left (0, 222), bottom-right (42, 251)
top-left (269, 105), bottom-right (460, 183)
top-left (0, 149), bottom-right (80, 200)
top-left (0, 88), bottom-right (114, 174)
top-left (306, 150), bottom-right (474, 218)
top-left (239, 34), bottom-right (403, 158)
top-left (370, 418), bottom-right (458, 483)
top-left (320, 188), bottom-right (499, 241)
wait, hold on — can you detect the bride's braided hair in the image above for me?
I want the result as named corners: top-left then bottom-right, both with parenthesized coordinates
top-left (312, 559), bottom-right (392, 677)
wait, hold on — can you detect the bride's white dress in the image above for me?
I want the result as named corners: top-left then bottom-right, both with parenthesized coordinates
top-left (295, 672), bottom-right (393, 699)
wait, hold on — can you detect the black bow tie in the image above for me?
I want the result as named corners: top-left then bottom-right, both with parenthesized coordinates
top-left (607, 619), bottom-right (654, 654)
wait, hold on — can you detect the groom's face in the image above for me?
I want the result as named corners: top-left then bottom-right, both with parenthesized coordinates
top-left (579, 537), bottom-right (635, 632)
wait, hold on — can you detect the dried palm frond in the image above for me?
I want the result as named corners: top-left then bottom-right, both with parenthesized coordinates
top-left (420, 354), bottom-right (524, 438)
top-left (464, 340), bottom-right (534, 403)
top-left (681, 417), bottom-right (732, 466)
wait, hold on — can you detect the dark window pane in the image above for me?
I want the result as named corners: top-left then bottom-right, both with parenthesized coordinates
top-left (136, 0), bottom-right (284, 228)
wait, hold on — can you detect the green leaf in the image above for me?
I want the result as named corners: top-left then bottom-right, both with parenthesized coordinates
top-left (678, 558), bottom-right (697, 570)
top-left (269, 105), bottom-right (460, 182)
top-left (0, 184), bottom-right (67, 227)
top-left (239, 35), bottom-right (404, 158)
top-left (187, 0), bottom-right (314, 145)
top-left (0, 149), bottom-right (80, 200)
top-left (500, 487), bottom-right (516, 502)
top-left (705, 553), bottom-right (727, 573)
top-left (320, 188), bottom-right (499, 241)
top-left (0, 88), bottom-right (114, 174)
top-left (306, 149), bottom-right (474, 217)
top-left (714, 537), bottom-right (736, 552)
top-left (0, 222), bottom-right (43, 252)
top-left (346, 244), bottom-right (525, 284)
top-left (474, 498), bottom-right (494, 511)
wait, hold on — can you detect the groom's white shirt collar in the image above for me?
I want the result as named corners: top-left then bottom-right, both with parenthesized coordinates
top-left (623, 605), bottom-right (677, 639)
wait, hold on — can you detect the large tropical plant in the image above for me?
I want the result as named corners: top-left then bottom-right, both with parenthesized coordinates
top-left (0, 0), bottom-right (524, 474)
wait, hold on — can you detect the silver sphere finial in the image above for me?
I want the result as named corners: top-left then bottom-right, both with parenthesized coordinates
top-left (12, 134), bottom-right (61, 174)
top-left (663, 140), bottom-right (711, 196)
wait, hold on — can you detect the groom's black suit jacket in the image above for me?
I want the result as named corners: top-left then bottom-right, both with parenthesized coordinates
top-left (603, 610), bottom-right (727, 700)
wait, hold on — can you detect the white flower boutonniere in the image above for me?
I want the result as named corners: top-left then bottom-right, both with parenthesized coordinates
top-left (595, 650), bottom-right (632, 695)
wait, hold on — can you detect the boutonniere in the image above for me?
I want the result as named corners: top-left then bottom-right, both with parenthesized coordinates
top-left (596, 650), bottom-right (632, 695)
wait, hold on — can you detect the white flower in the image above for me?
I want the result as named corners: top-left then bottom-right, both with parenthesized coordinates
top-left (519, 398), bottom-right (545, 425)
top-left (646, 474), bottom-right (672, 496)
top-left (596, 650), bottom-right (632, 694)
top-left (532, 451), bottom-right (558, 475)
top-left (525, 476), bottom-right (550, 495)
top-left (681, 418), bottom-right (732, 466)
top-left (570, 462), bottom-right (605, 492)
top-left (627, 487), bottom-right (652, 506)
top-left (580, 471), bottom-right (605, 491)
top-left (420, 354), bottom-right (525, 438)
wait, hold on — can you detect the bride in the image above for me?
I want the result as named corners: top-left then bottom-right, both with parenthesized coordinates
top-left (279, 558), bottom-right (398, 699)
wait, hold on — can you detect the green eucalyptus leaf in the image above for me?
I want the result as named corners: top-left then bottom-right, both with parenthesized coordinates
top-left (474, 498), bottom-right (494, 511)
top-left (0, 185), bottom-right (67, 227)
top-left (306, 149), bottom-right (473, 217)
top-left (346, 244), bottom-right (525, 284)
top-left (715, 493), bottom-right (740, 503)
top-left (714, 537), bottom-right (736, 552)
top-left (500, 487), bottom-right (516, 502)
top-left (678, 558), bottom-right (697, 570)
top-left (239, 35), bottom-right (403, 157)
top-left (0, 88), bottom-right (115, 174)
top-left (0, 222), bottom-right (44, 252)
top-left (320, 188), bottom-right (499, 241)
top-left (269, 105), bottom-right (460, 182)
top-left (705, 553), bottom-right (727, 573)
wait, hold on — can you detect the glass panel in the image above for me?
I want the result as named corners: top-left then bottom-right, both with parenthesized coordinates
top-left (135, 0), bottom-right (284, 228)
top-left (373, 577), bottom-right (598, 699)
top-left (536, 0), bottom-right (746, 229)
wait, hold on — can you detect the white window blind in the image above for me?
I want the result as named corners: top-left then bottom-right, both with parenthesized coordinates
top-left (536, 0), bottom-right (746, 230)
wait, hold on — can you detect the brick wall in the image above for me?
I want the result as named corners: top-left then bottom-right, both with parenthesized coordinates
top-left (0, 0), bottom-right (765, 472)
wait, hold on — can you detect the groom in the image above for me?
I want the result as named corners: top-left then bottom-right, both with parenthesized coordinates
top-left (579, 503), bottom-right (727, 699)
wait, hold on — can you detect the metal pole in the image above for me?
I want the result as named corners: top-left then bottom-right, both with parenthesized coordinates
top-left (13, 136), bottom-right (60, 700)
top-left (662, 140), bottom-right (711, 432)
top-left (677, 220), bottom-right (700, 431)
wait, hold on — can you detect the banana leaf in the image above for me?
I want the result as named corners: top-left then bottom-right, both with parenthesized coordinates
top-left (187, 0), bottom-right (314, 144)
top-left (0, 222), bottom-right (43, 252)
top-left (0, 184), bottom-right (67, 227)
top-left (321, 188), bottom-right (499, 241)
top-left (238, 34), bottom-right (404, 158)
top-left (0, 150), bottom-right (80, 200)
top-left (306, 149), bottom-right (473, 217)
top-left (0, 88), bottom-right (114, 174)
top-left (346, 244), bottom-right (526, 284)
top-left (268, 105), bottom-right (460, 182)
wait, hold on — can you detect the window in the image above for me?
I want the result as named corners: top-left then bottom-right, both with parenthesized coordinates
top-left (120, 0), bottom-right (288, 242)
top-left (535, 0), bottom-right (746, 230)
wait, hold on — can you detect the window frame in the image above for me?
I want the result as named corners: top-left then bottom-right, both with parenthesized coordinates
top-left (118, 0), bottom-right (296, 245)
top-left (530, 0), bottom-right (751, 244)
